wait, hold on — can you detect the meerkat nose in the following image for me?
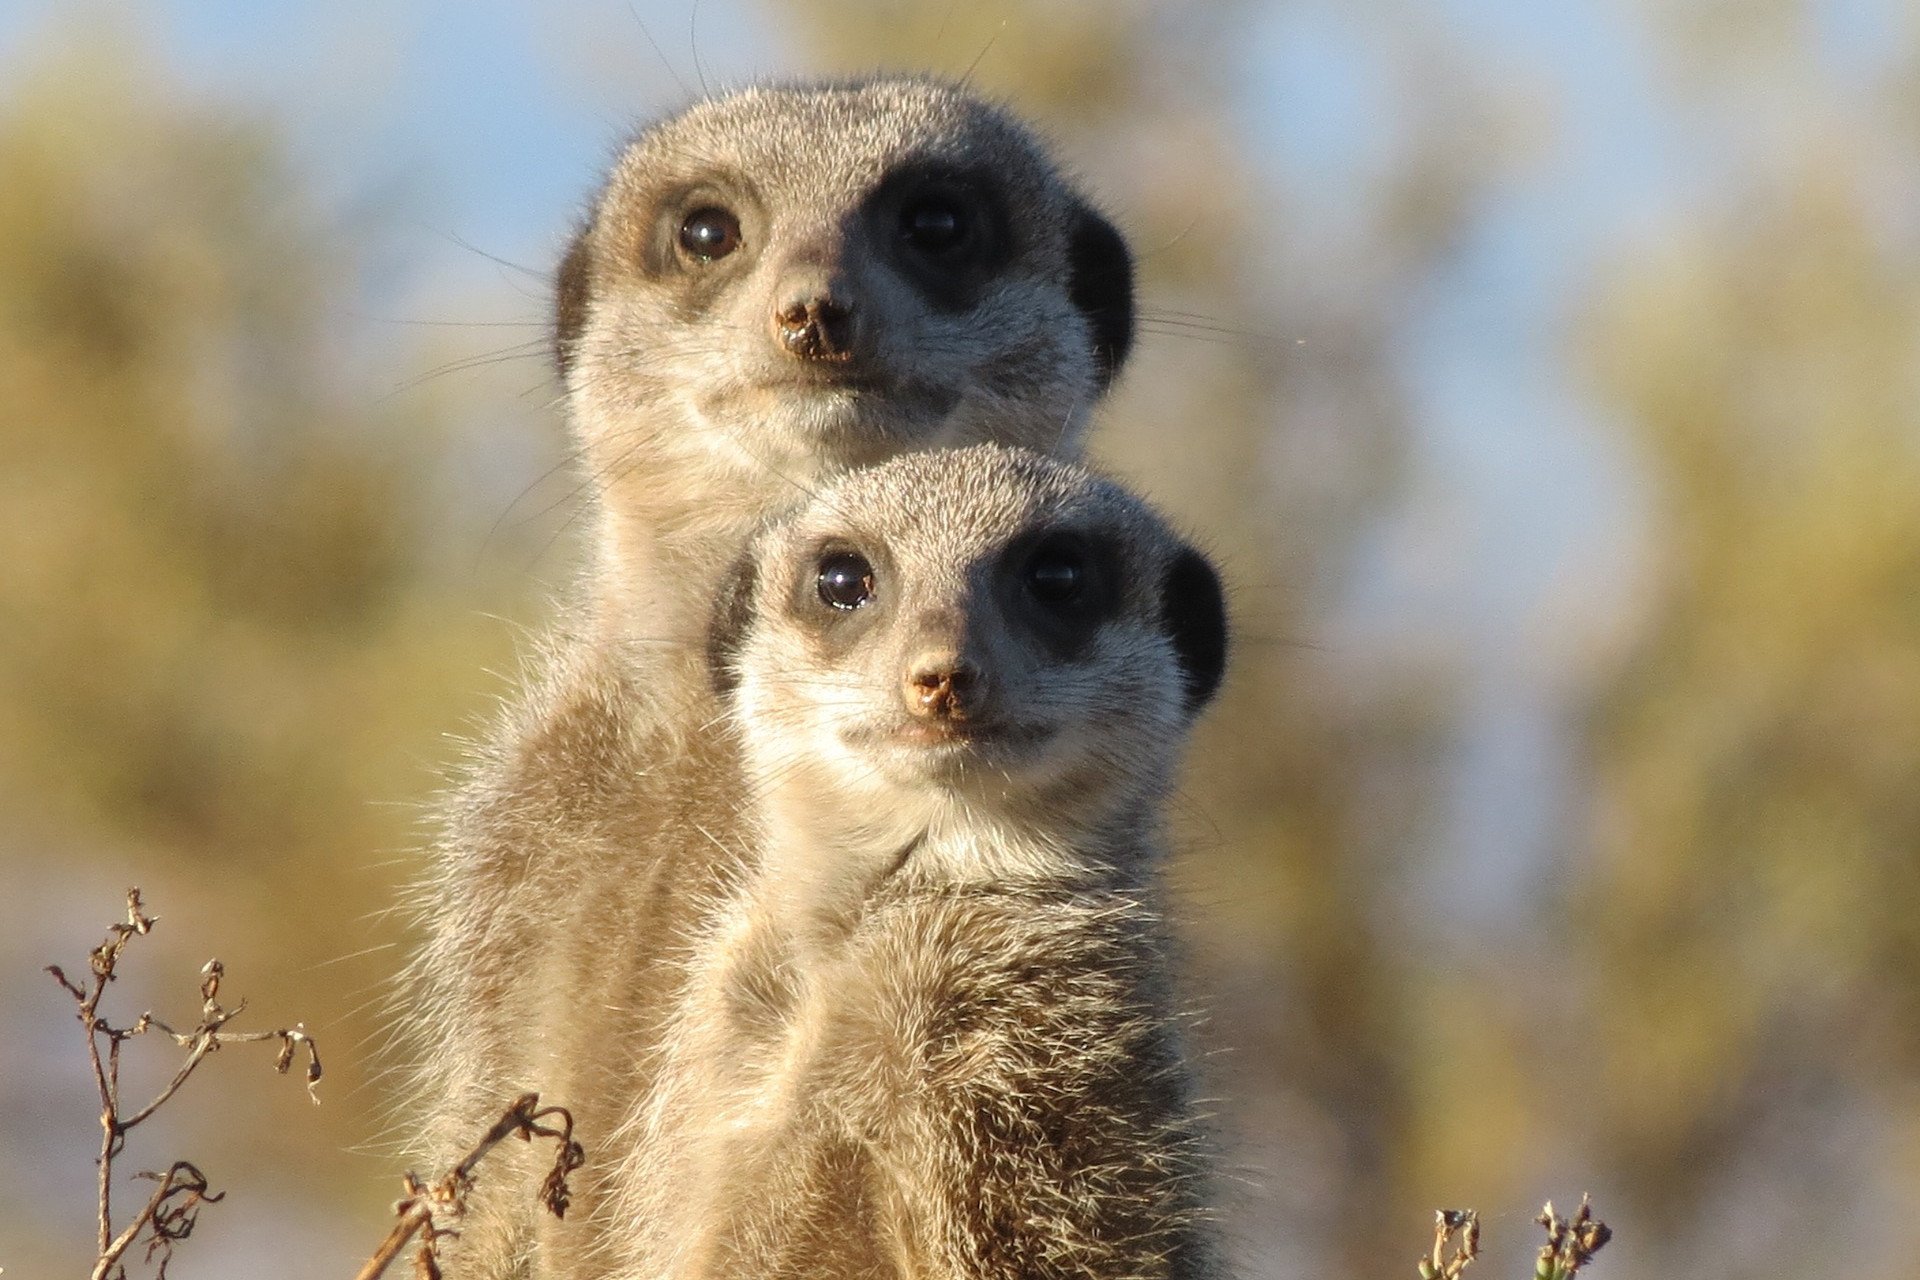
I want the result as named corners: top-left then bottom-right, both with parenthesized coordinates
top-left (904, 653), bottom-right (982, 721)
top-left (774, 291), bottom-right (857, 362)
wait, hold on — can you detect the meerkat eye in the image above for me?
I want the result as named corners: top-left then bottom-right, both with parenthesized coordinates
top-left (1025, 541), bottom-right (1087, 606)
top-left (816, 551), bottom-right (876, 611)
top-left (678, 207), bottom-right (742, 262)
top-left (899, 195), bottom-right (971, 256)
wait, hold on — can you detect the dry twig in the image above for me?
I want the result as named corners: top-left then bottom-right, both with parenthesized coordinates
top-left (1414, 1198), bottom-right (1610, 1280)
top-left (1534, 1196), bottom-right (1611, 1280)
top-left (354, 1092), bottom-right (585, 1280)
top-left (47, 889), bottom-right (321, 1280)
top-left (1418, 1209), bottom-right (1480, 1280)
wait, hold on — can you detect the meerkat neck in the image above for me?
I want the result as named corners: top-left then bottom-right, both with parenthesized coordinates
top-left (750, 777), bottom-right (1152, 950)
top-left (579, 441), bottom-right (781, 655)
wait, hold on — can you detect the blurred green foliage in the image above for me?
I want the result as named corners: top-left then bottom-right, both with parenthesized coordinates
top-left (0, 38), bottom-right (545, 1275)
top-left (1575, 10), bottom-right (1920, 1259)
top-left (0, 49), bottom-right (467, 877)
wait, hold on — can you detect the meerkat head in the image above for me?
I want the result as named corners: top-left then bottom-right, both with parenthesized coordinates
top-left (555, 78), bottom-right (1134, 486)
top-left (711, 445), bottom-right (1226, 851)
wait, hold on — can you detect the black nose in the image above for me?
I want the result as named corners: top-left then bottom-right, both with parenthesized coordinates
top-left (775, 293), bottom-right (856, 361)
top-left (904, 654), bottom-right (982, 721)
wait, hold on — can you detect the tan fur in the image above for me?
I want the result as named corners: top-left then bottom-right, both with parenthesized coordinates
top-left (618, 445), bottom-right (1227, 1280)
top-left (397, 80), bottom-right (1135, 1278)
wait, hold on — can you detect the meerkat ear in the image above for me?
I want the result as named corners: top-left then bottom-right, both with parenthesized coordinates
top-left (706, 548), bottom-right (761, 701)
top-left (1161, 548), bottom-right (1228, 713)
top-left (1066, 204), bottom-right (1136, 389)
top-left (553, 221), bottom-right (594, 379)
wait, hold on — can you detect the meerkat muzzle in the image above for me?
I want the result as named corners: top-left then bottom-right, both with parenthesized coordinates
top-left (904, 653), bottom-right (982, 722)
top-left (774, 292), bottom-right (858, 362)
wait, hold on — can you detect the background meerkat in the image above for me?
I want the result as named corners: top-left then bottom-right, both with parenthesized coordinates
top-left (400, 79), bottom-right (1137, 1276)
top-left (555, 75), bottom-right (1136, 652)
top-left (611, 443), bottom-right (1229, 1280)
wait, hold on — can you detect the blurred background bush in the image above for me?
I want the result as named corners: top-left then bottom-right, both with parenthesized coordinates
top-left (2, 2), bottom-right (1915, 1277)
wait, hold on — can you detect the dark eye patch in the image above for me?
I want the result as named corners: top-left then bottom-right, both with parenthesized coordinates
top-left (898, 192), bottom-right (974, 258)
top-left (868, 162), bottom-right (1010, 311)
top-left (1003, 529), bottom-right (1120, 658)
top-left (1024, 538), bottom-right (1089, 606)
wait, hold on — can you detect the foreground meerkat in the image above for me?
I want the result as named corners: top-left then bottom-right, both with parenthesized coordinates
top-left (613, 444), bottom-right (1229, 1279)
top-left (401, 79), bottom-right (1136, 1276)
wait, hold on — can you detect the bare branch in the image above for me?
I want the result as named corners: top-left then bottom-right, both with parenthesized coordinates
top-left (47, 889), bottom-right (318, 1280)
top-left (1413, 1199), bottom-right (1608, 1280)
top-left (94, 1163), bottom-right (224, 1280)
top-left (1417, 1208), bottom-right (1479, 1280)
top-left (354, 1093), bottom-right (586, 1280)
top-left (1535, 1196), bottom-right (1611, 1280)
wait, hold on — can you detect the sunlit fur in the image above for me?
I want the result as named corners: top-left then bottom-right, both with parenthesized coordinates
top-left (612, 445), bottom-right (1227, 1280)
top-left (397, 79), bottom-right (1133, 1279)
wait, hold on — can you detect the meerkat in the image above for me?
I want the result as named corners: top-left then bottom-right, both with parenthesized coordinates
top-left (610, 443), bottom-right (1230, 1280)
top-left (400, 79), bottom-right (1137, 1276)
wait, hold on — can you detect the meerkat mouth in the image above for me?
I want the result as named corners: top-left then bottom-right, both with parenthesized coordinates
top-left (722, 374), bottom-right (963, 423)
top-left (842, 720), bottom-right (1059, 775)
top-left (759, 370), bottom-right (893, 394)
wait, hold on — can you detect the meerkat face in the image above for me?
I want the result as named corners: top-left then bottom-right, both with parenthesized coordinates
top-left (712, 446), bottom-right (1226, 823)
top-left (555, 79), bottom-right (1134, 481)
